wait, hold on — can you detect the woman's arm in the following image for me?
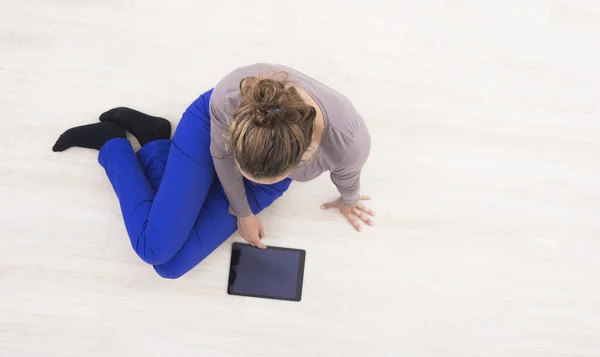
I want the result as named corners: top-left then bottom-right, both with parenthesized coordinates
top-left (323, 125), bottom-right (374, 230)
top-left (330, 123), bottom-right (371, 204)
top-left (213, 158), bottom-right (253, 217)
top-left (209, 93), bottom-right (267, 248)
top-left (209, 104), bottom-right (253, 218)
top-left (330, 165), bottom-right (363, 207)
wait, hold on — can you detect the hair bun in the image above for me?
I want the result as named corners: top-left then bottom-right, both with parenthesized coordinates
top-left (241, 77), bottom-right (288, 108)
top-left (231, 71), bottom-right (318, 180)
top-left (240, 74), bottom-right (296, 127)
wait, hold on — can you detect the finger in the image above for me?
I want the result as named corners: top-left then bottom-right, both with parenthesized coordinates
top-left (321, 201), bottom-right (335, 210)
top-left (259, 226), bottom-right (266, 238)
top-left (357, 203), bottom-right (376, 216)
top-left (242, 231), bottom-right (258, 247)
top-left (353, 208), bottom-right (374, 226)
top-left (254, 237), bottom-right (267, 249)
top-left (346, 213), bottom-right (362, 232)
top-left (360, 195), bottom-right (372, 201)
top-left (239, 233), bottom-right (252, 246)
top-left (245, 232), bottom-right (265, 248)
top-left (243, 235), bottom-right (255, 247)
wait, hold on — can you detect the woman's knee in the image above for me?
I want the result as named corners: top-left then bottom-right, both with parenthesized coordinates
top-left (135, 240), bottom-right (177, 266)
top-left (153, 263), bottom-right (189, 279)
top-left (153, 255), bottom-right (206, 279)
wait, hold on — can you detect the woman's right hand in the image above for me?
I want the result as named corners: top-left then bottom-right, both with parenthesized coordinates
top-left (237, 214), bottom-right (267, 249)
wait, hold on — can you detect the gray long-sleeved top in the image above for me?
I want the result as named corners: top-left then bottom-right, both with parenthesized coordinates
top-left (209, 63), bottom-right (371, 217)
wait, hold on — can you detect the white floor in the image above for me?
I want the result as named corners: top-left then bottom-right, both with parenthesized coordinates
top-left (1, 1), bottom-right (600, 356)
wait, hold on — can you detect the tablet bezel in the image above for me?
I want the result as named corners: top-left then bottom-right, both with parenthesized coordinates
top-left (227, 242), bottom-right (306, 302)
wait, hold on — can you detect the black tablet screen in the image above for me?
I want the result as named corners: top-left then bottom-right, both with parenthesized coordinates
top-left (228, 243), bottom-right (305, 301)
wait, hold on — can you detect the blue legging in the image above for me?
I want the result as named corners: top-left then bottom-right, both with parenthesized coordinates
top-left (98, 89), bottom-right (291, 278)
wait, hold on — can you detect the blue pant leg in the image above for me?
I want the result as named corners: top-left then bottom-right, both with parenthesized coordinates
top-left (99, 90), bottom-right (216, 265)
top-left (153, 178), bottom-right (292, 279)
top-left (136, 139), bottom-right (171, 192)
top-left (245, 179), bottom-right (293, 213)
top-left (137, 139), bottom-right (292, 279)
top-left (136, 140), bottom-right (233, 278)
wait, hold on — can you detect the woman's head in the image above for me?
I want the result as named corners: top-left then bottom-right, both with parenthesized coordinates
top-left (229, 73), bottom-right (317, 184)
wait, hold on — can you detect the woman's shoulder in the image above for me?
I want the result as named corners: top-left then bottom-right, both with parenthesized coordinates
top-left (323, 91), bottom-right (369, 140)
top-left (322, 117), bottom-right (370, 167)
top-left (318, 94), bottom-right (371, 170)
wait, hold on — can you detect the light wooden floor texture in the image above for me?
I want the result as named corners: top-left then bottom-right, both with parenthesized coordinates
top-left (1, 1), bottom-right (600, 356)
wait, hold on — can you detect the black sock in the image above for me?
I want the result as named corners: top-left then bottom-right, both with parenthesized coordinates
top-left (52, 122), bottom-right (126, 152)
top-left (99, 107), bottom-right (171, 147)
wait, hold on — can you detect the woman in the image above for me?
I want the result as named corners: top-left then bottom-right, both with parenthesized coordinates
top-left (52, 63), bottom-right (374, 278)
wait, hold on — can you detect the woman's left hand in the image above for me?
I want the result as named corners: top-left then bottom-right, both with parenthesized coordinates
top-left (321, 195), bottom-right (375, 232)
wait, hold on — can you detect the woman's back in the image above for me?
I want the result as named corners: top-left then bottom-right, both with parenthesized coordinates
top-left (209, 63), bottom-right (370, 188)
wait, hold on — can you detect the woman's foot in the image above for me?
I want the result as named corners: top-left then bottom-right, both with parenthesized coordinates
top-left (99, 107), bottom-right (171, 146)
top-left (52, 121), bottom-right (126, 152)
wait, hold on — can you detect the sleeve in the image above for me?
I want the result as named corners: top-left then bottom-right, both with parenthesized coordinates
top-left (331, 167), bottom-right (363, 206)
top-left (329, 126), bottom-right (371, 206)
top-left (209, 82), bottom-right (253, 218)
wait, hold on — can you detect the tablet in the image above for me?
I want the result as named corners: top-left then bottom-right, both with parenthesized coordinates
top-left (227, 242), bottom-right (306, 302)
